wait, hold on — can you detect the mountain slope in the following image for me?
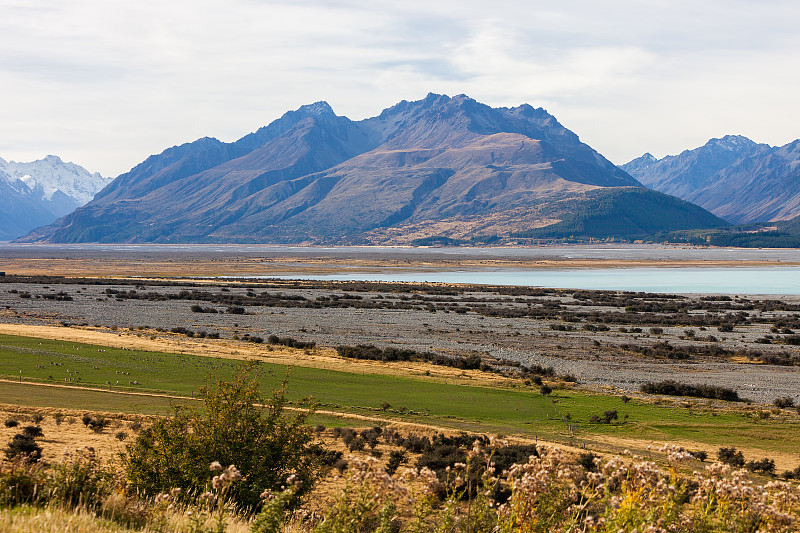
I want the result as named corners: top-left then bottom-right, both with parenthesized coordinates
top-left (0, 156), bottom-right (110, 241)
top-left (21, 94), bottom-right (724, 244)
top-left (621, 136), bottom-right (800, 224)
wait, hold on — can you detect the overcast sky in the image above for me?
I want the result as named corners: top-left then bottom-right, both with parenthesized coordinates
top-left (1, 0), bottom-right (798, 177)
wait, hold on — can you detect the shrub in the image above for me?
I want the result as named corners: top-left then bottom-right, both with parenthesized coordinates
top-left (123, 363), bottom-right (319, 513)
top-left (589, 410), bottom-right (618, 424)
top-left (774, 396), bottom-right (795, 408)
top-left (4, 434), bottom-right (42, 463)
top-left (4, 418), bottom-right (19, 428)
top-left (86, 416), bottom-right (108, 433)
top-left (268, 335), bottom-right (316, 349)
top-left (386, 450), bottom-right (406, 476)
top-left (31, 414), bottom-right (44, 424)
top-left (21, 426), bottom-right (43, 438)
top-left (746, 458), bottom-right (776, 475)
top-left (641, 380), bottom-right (741, 402)
top-left (718, 446), bottom-right (745, 467)
top-left (577, 452), bottom-right (600, 472)
top-left (691, 450), bottom-right (708, 462)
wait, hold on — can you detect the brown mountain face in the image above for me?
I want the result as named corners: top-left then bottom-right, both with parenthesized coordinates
top-left (20, 94), bottom-right (722, 244)
top-left (622, 136), bottom-right (800, 224)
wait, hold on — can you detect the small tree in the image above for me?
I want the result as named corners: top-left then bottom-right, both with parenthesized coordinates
top-left (5, 433), bottom-right (42, 463)
top-left (124, 363), bottom-right (319, 512)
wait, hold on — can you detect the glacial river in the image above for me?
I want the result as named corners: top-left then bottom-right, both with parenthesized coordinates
top-left (267, 267), bottom-right (800, 295)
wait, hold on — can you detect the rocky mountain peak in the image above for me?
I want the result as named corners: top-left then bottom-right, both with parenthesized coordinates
top-left (296, 101), bottom-right (335, 117)
top-left (705, 135), bottom-right (758, 152)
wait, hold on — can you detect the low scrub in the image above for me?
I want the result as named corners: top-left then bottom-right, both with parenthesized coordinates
top-left (641, 380), bottom-right (742, 401)
top-left (336, 344), bottom-right (483, 371)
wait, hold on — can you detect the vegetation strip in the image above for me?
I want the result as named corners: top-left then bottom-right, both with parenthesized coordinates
top-left (1, 333), bottom-right (800, 460)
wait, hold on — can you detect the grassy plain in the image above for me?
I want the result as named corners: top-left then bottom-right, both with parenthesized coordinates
top-left (2, 332), bottom-right (799, 468)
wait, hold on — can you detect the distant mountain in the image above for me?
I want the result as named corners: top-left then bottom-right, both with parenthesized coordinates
top-left (20, 94), bottom-right (725, 244)
top-left (621, 135), bottom-right (800, 224)
top-left (0, 156), bottom-right (110, 241)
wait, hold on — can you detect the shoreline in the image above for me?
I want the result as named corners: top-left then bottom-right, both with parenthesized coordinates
top-left (2, 256), bottom-right (799, 278)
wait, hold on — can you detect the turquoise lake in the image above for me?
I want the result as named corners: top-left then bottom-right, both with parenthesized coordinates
top-left (268, 267), bottom-right (800, 295)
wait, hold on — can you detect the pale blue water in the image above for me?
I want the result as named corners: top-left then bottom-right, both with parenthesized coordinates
top-left (266, 267), bottom-right (800, 295)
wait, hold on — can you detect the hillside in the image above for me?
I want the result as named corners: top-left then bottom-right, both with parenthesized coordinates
top-left (622, 136), bottom-right (800, 224)
top-left (21, 94), bottom-right (724, 244)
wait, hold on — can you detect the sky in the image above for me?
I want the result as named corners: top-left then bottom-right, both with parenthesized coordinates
top-left (1, 0), bottom-right (798, 178)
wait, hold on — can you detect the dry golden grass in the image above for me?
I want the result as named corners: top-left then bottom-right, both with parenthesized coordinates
top-left (0, 405), bottom-right (143, 464)
top-left (0, 504), bottom-right (253, 533)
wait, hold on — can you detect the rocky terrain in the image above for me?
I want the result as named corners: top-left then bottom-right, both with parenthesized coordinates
top-left (2, 276), bottom-right (798, 403)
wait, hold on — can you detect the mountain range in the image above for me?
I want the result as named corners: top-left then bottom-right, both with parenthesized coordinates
top-left (19, 93), bottom-right (724, 244)
top-left (621, 135), bottom-right (800, 224)
top-left (0, 156), bottom-right (110, 241)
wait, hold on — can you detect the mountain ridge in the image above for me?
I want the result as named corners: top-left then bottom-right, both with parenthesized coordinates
top-left (621, 135), bottom-right (800, 224)
top-left (20, 94), bottom-right (724, 244)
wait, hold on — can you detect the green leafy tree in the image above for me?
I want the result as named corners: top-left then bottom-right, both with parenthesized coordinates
top-left (123, 363), bottom-right (319, 512)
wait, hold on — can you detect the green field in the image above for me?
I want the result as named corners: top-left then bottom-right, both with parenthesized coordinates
top-left (1, 333), bottom-right (799, 455)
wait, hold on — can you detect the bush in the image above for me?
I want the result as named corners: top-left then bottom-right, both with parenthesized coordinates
top-left (21, 426), bottom-right (43, 438)
top-left (4, 434), bottom-right (42, 463)
top-left (577, 452), bottom-right (599, 472)
top-left (589, 410), bottom-right (618, 424)
top-left (386, 450), bottom-right (406, 476)
top-left (691, 450), bottom-right (708, 462)
top-left (123, 363), bottom-right (319, 513)
top-left (774, 396), bottom-right (795, 408)
top-left (4, 418), bottom-right (19, 428)
top-left (718, 446), bottom-right (745, 467)
top-left (746, 458), bottom-right (776, 475)
top-left (640, 380), bottom-right (741, 402)
top-left (268, 335), bottom-right (316, 349)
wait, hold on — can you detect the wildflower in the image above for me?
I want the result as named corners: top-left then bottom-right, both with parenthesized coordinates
top-left (209, 461), bottom-right (223, 472)
top-left (224, 464), bottom-right (242, 482)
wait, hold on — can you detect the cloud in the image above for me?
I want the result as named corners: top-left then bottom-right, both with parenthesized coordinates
top-left (0, 0), bottom-right (797, 175)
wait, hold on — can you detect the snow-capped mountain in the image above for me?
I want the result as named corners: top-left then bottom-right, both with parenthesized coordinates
top-left (0, 155), bottom-right (111, 241)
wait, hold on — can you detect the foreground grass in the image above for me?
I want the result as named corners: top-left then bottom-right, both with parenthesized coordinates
top-left (0, 504), bottom-right (253, 533)
top-left (1, 333), bottom-right (800, 457)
